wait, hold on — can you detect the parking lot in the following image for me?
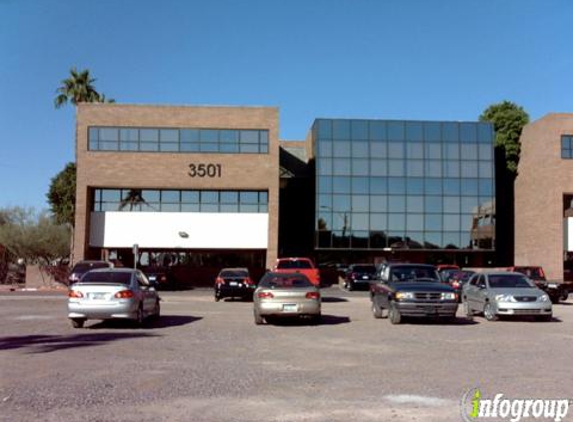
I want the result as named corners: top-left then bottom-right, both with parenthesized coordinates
top-left (1, 287), bottom-right (572, 422)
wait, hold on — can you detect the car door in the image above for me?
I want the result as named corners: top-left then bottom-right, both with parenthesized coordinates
top-left (473, 274), bottom-right (489, 312)
top-left (136, 272), bottom-right (155, 313)
top-left (373, 267), bottom-right (391, 310)
top-left (464, 274), bottom-right (480, 311)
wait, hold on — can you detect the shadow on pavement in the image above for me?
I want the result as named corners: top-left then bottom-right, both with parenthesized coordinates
top-left (88, 315), bottom-right (203, 330)
top-left (0, 332), bottom-right (160, 353)
top-left (265, 314), bottom-right (351, 327)
top-left (321, 297), bottom-right (349, 303)
top-left (401, 317), bottom-right (480, 326)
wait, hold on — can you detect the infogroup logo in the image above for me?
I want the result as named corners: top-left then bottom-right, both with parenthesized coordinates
top-left (460, 388), bottom-right (570, 422)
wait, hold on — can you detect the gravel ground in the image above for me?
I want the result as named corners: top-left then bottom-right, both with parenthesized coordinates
top-left (0, 288), bottom-right (572, 422)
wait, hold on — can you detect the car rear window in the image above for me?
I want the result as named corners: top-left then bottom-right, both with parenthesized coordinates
top-left (489, 275), bottom-right (533, 288)
top-left (220, 270), bottom-right (248, 278)
top-left (81, 271), bottom-right (132, 284)
top-left (259, 275), bottom-right (312, 288)
top-left (513, 267), bottom-right (545, 281)
top-left (276, 260), bottom-right (313, 269)
top-left (352, 265), bottom-right (376, 273)
top-left (72, 262), bottom-right (110, 273)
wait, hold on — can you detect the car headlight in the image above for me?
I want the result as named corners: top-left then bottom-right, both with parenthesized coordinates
top-left (395, 292), bottom-right (414, 300)
top-left (538, 294), bottom-right (550, 302)
top-left (441, 292), bottom-right (457, 301)
top-left (495, 294), bottom-right (514, 302)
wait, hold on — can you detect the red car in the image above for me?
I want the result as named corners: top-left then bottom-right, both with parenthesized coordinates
top-left (274, 258), bottom-right (320, 287)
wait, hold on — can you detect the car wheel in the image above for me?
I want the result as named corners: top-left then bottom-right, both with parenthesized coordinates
top-left (371, 300), bottom-right (384, 319)
top-left (214, 294), bottom-right (220, 302)
top-left (152, 300), bottom-right (161, 319)
top-left (254, 309), bottom-right (264, 325)
top-left (388, 302), bottom-right (401, 325)
top-left (347, 282), bottom-right (354, 291)
top-left (560, 291), bottom-right (569, 302)
top-left (463, 300), bottom-right (474, 321)
top-left (71, 318), bottom-right (85, 329)
top-left (483, 303), bottom-right (498, 321)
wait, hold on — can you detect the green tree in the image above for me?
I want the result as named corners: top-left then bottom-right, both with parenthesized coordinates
top-left (54, 67), bottom-right (113, 108)
top-left (47, 162), bottom-right (76, 226)
top-left (0, 208), bottom-right (70, 264)
top-left (479, 101), bottom-right (530, 175)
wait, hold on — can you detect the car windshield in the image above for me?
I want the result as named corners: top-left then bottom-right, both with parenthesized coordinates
top-left (513, 267), bottom-right (545, 281)
top-left (488, 274), bottom-right (534, 289)
top-left (259, 275), bottom-right (312, 288)
top-left (452, 271), bottom-right (475, 282)
top-left (352, 265), bottom-right (376, 273)
top-left (81, 271), bottom-right (132, 284)
top-left (72, 262), bottom-right (109, 273)
top-left (220, 270), bottom-right (248, 278)
top-left (390, 266), bottom-right (440, 282)
top-left (276, 260), bottom-right (313, 269)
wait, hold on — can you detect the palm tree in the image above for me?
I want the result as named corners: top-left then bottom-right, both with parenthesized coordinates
top-left (54, 67), bottom-right (113, 108)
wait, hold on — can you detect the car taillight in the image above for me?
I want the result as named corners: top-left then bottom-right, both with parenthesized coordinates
top-left (244, 278), bottom-right (254, 285)
top-left (539, 268), bottom-right (545, 278)
top-left (257, 292), bottom-right (274, 299)
top-left (306, 292), bottom-right (320, 300)
top-left (351, 272), bottom-right (357, 279)
top-left (114, 290), bottom-right (134, 299)
top-left (215, 277), bottom-right (224, 285)
top-left (160, 275), bottom-right (167, 282)
top-left (452, 281), bottom-right (460, 289)
top-left (68, 290), bottom-right (83, 298)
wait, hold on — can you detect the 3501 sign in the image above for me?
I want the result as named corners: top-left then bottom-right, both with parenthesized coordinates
top-left (188, 163), bottom-right (222, 178)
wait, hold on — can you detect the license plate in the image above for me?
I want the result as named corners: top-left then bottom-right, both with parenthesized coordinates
top-left (90, 293), bottom-right (106, 300)
top-left (424, 307), bottom-right (438, 314)
top-left (283, 304), bottom-right (297, 312)
top-left (362, 275), bottom-right (369, 280)
top-left (229, 282), bottom-right (238, 286)
top-left (548, 283), bottom-right (558, 288)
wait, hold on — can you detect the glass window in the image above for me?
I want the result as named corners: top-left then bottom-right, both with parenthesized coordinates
top-left (388, 214), bottom-right (405, 230)
top-left (220, 204), bottom-right (239, 212)
top-left (443, 232), bottom-right (461, 248)
top-left (426, 143), bottom-right (441, 159)
top-left (388, 178), bottom-right (406, 194)
top-left (161, 203), bottom-right (180, 212)
top-left (239, 144), bottom-right (258, 153)
top-left (202, 191), bottom-right (219, 203)
top-left (160, 129), bottom-right (178, 143)
top-left (405, 178), bottom-right (423, 194)
top-left (220, 130), bottom-right (239, 143)
top-left (461, 179), bottom-right (479, 196)
top-left (388, 195), bottom-right (406, 212)
top-left (388, 142), bottom-right (404, 158)
top-left (444, 160), bottom-right (460, 178)
top-left (220, 143), bottom-right (239, 153)
top-left (352, 195), bottom-right (369, 212)
top-left (182, 191), bottom-right (199, 203)
top-left (317, 213), bottom-right (332, 230)
top-left (352, 177), bottom-right (369, 194)
top-left (333, 195), bottom-right (351, 212)
top-left (89, 127), bottom-right (99, 141)
top-left (319, 176), bottom-right (333, 193)
top-left (333, 177), bottom-right (351, 193)
top-left (202, 143), bottom-right (220, 152)
top-left (424, 232), bottom-right (442, 248)
top-left (370, 177), bottom-right (387, 194)
top-left (259, 192), bottom-right (268, 204)
top-left (425, 214), bottom-right (442, 231)
top-left (333, 158), bottom-right (351, 176)
top-left (120, 142), bottom-right (138, 151)
top-left (443, 179), bottom-right (460, 195)
top-left (407, 214), bottom-right (424, 231)
top-left (426, 160), bottom-right (442, 177)
top-left (388, 122), bottom-right (404, 141)
top-left (461, 143), bottom-right (478, 160)
top-left (370, 160), bottom-right (387, 176)
top-left (161, 190), bottom-right (180, 203)
top-left (406, 160), bottom-right (424, 177)
top-left (351, 159), bottom-right (369, 176)
top-left (461, 161), bottom-right (478, 178)
top-left (119, 128), bottom-right (138, 141)
top-left (425, 179), bottom-right (442, 195)
top-left (160, 143), bottom-right (178, 152)
top-left (370, 142), bottom-right (387, 158)
top-left (317, 120), bottom-right (332, 138)
top-left (351, 121), bottom-right (368, 139)
top-left (405, 122), bottom-right (423, 141)
top-left (220, 191), bottom-right (238, 204)
top-left (352, 141), bottom-right (369, 157)
top-left (445, 143), bottom-right (459, 159)
top-left (479, 144), bottom-right (493, 160)
top-left (318, 194), bottom-right (331, 210)
top-left (478, 123), bottom-right (494, 143)
top-left (239, 191), bottom-right (258, 204)
top-left (479, 179), bottom-right (493, 196)
top-left (240, 130), bottom-right (258, 144)
top-left (140, 129), bottom-right (159, 142)
top-left (369, 121), bottom-right (386, 140)
top-left (406, 143), bottom-right (423, 159)
top-left (444, 197), bottom-right (461, 213)
top-left (461, 197), bottom-right (479, 215)
top-left (181, 143), bottom-right (200, 152)
top-left (333, 141), bottom-right (351, 157)
top-left (141, 190), bottom-right (160, 203)
top-left (352, 213), bottom-right (369, 230)
top-left (407, 196), bottom-right (424, 212)
top-left (479, 162), bottom-right (493, 178)
top-left (460, 123), bottom-right (477, 143)
top-left (181, 129), bottom-right (200, 143)
top-left (333, 120), bottom-right (350, 139)
top-left (370, 214), bottom-right (387, 230)
top-left (388, 160), bottom-right (405, 176)
top-left (370, 195), bottom-right (387, 212)
top-left (140, 142), bottom-right (158, 152)
top-left (423, 122), bottom-right (441, 141)
top-left (443, 122), bottom-right (459, 142)
top-left (100, 128), bottom-right (119, 141)
top-left (260, 131), bottom-right (269, 145)
top-left (444, 214), bottom-right (461, 231)
top-left (425, 196), bottom-right (443, 213)
top-left (318, 158), bottom-right (333, 176)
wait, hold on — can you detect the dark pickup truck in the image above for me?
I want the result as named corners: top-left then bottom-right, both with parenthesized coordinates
top-left (370, 263), bottom-right (459, 324)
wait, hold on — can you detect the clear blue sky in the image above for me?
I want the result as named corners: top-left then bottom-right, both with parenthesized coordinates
top-left (1, 0), bottom-right (571, 211)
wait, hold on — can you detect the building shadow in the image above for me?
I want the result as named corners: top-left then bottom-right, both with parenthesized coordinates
top-left (0, 332), bottom-right (160, 353)
top-left (88, 315), bottom-right (202, 329)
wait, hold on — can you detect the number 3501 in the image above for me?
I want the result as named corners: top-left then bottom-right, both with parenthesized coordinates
top-left (188, 163), bottom-right (222, 178)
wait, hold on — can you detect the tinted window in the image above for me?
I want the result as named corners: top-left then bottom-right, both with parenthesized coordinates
top-left (488, 275), bottom-right (534, 288)
top-left (220, 270), bottom-right (249, 278)
top-left (276, 260), bottom-right (313, 269)
top-left (72, 262), bottom-right (111, 273)
top-left (389, 266), bottom-right (439, 282)
top-left (81, 271), bottom-right (132, 284)
top-left (259, 274), bottom-right (312, 288)
top-left (351, 265), bottom-right (376, 273)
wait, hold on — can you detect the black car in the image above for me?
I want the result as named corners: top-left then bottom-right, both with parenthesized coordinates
top-left (214, 268), bottom-right (256, 301)
top-left (142, 266), bottom-right (176, 290)
top-left (370, 263), bottom-right (458, 324)
top-left (344, 264), bottom-right (377, 291)
top-left (68, 260), bottom-right (113, 285)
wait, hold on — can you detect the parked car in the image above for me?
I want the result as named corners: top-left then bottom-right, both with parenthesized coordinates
top-left (253, 272), bottom-right (321, 325)
top-left (142, 265), bottom-right (176, 290)
top-left (370, 263), bottom-right (458, 324)
top-left (344, 263), bottom-right (377, 291)
top-left (462, 271), bottom-right (552, 322)
top-left (214, 267), bottom-right (256, 301)
top-left (67, 268), bottom-right (160, 328)
top-left (274, 257), bottom-right (320, 286)
top-left (444, 270), bottom-right (476, 301)
top-left (508, 266), bottom-right (568, 303)
top-left (436, 264), bottom-right (460, 283)
top-left (68, 260), bottom-right (113, 285)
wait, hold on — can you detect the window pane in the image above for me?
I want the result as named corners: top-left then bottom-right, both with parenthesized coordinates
top-left (407, 214), bottom-right (424, 231)
top-left (140, 142), bottom-right (158, 152)
top-left (202, 191), bottom-right (219, 203)
top-left (423, 122), bottom-right (441, 141)
top-left (444, 179), bottom-right (460, 195)
top-left (426, 160), bottom-right (442, 177)
top-left (388, 214), bottom-right (405, 230)
top-left (445, 143), bottom-right (459, 159)
top-left (443, 233), bottom-right (460, 249)
top-left (161, 190), bottom-right (179, 203)
top-left (351, 121), bottom-right (368, 139)
top-left (352, 177), bottom-right (369, 194)
top-left (100, 128), bottom-right (119, 141)
top-left (89, 127), bottom-right (99, 141)
top-left (461, 197), bottom-right (479, 214)
top-left (444, 196), bottom-right (460, 213)
top-left (425, 179), bottom-right (442, 195)
top-left (461, 161), bottom-right (478, 178)
top-left (444, 160), bottom-right (460, 177)
top-left (259, 191), bottom-right (268, 204)
top-left (351, 159), bottom-right (369, 176)
top-left (332, 177), bottom-right (351, 193)
top-left (405, 122), bottom-right (423, 141)
top-left (479, 162), bottom-right (493, 178)
top-left (319, 176), bottom-right (333, 193)
top-left (371, 195), bottom-right (387, 212)
top-left (318, 158), bottom-right (332, 175)
top-left (370, 160), bottom-right (387, 176)
top-left (181, 129), bottom-right (200, 143)
top-left (406, 160), bottom-right (423, 177)
top-left (239, 144), bottom-right (258, 153)
top-left (425, 214), bottom-right (442, 231)
top-left (461, 143), bottom-right (478, 160)
top-left (388, 160), bottom-right (405, 176)
top-left (370, 177), bottom-right (387, 194)
top-left (333, 159), bottom-right (351, 176)
top-left (333, 120), bottom-right (350, 139)
top-left (426, 196), bottom-right (442, 213)
top-left (460, 123), bottom-right (477, 142)
top-left (119, 128), bottom-right (138, 141)
top-left (479, 179), bottom-right (493, 196)
top-left (317, 120), bottom-right (332, 138)
top-left (333, 141), bottom-right (351, 157)
top-left (352, 195), bottom-right (369, 212)
top-left (388, 142), bottom-right (404, 158)
top-left (221, 191), bottom-right (238, 203)
top-left (444, 214), bottom-right (461, 231)
top-left (426, 143), bottom-right (441, 159)
top-left (240, 130), bottom-right (258, 144)
top-left (388, 195), bottom-right (405, 212)
top-left (201, 143), bottom-right (220, 152)
top-left (240, 191), bottom-right (258, 203)
top-left (477, 123), bottom-right (493, 143)
top-left (369, 121), bottom-right (386, 140)
top-left (333, 195), bottom-right (351, 212)
top-left (479, 144), bottom-right (493, 160)
top-left (181, 143), bottom-right (200, 152)
top-left (407, 178), bottom-right (424, 194)
top-left (388, 177), bottom-right (406, 194)
top-left (443, 123), bottom-right (459, 142)
top-left (370, 214), bottom-right (387, 230)
top-left (407, 196), bottom-right (424, 212)
top-left (370, 142), bottom-right (387, 158)
top-left (140, 129), bottom-right (158, 142)
top-left (352, 141), bottom-right (369, 157)
top-left (220, 143), bottom-right (239, 153)
top-left (461, 179), bottom-right (478, 196)
top-left (351, 215), bottom-right (369, 232)
top-left (182, 191), bottom-right (199, 203)
top-left (220, 130), bottom-right (239, 143)
top-left (220, 204), bottom-right (239, 212)
top-left (319, 140), bottom-right (332, 157)
top-left (160, 129), bottom-right (178, 142)
top-left (387, 121), bottom-right (404, 140)
top-left (159, 143), bottom-right (178, 152)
